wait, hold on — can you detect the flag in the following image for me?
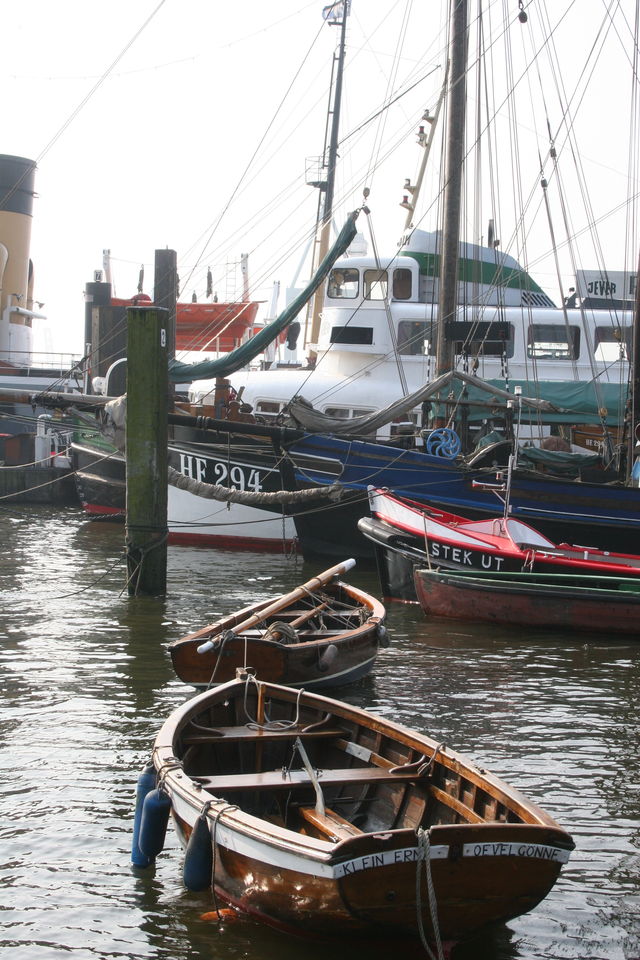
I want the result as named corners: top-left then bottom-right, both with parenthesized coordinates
top-left (322, 1), bottom-right (348, 22)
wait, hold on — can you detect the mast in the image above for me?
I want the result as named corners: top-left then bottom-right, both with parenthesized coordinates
top-left (629, 252), bottom-right (640, 481)
top-left (435, 0), bottom-right (469, 377)
top-left (305, 0), bottom-right (350, 356)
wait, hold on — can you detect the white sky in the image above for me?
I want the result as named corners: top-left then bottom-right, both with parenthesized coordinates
top-left (3, 0), bottom-right (638, 358)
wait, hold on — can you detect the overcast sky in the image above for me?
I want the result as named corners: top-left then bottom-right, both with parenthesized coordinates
top-left (3, 0), bottom-right (638, 358)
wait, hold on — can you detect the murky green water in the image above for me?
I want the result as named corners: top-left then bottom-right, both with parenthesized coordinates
top-left (1, 507), bottom-right (638, 959)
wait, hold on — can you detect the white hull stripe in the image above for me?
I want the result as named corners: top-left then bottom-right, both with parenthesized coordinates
top-left (333, 844), bottom-right (448, 877)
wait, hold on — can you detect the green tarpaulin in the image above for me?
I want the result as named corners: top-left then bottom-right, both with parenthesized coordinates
top-left (168, 212), bottom-right (359, 384)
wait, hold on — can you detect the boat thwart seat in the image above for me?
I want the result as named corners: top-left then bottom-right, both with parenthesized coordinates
top-left (193, 764), bottom-right (427, 793)
top-left (298, 805), bottom-right (364, 841)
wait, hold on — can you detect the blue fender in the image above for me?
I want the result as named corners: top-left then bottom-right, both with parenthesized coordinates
top-left (183, 813), bottom-right (213, 891)
top-left (131, 763), bottom-right (157, 867)
top-left (138, 786), bottom-right (172, 860)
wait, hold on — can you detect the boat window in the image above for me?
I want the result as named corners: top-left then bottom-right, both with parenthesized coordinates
top-left (594, 325), bottom-right (631, 361)
top-left (397, 320), bottom-right (436, 356)
top-left (327, 268), bottom-right (359, 299)
top-left (527, 324), bottom-right (580, 360)
top-left (445, 321), bottom-right (514, 358)
top-left (392, 268), bottom-right (412, 300)
top-left (324, 406), bottom-right (375, 419)
top-left (364, 269), bottom-right (388, 300)
top-left (329, 326), bottom-right (374, 345)
top-left (255, 400), bottom-right (284, 421)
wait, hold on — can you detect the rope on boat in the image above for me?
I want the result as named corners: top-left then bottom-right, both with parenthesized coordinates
top-left (242, 674), bottom-right (305, 730)
top-left (209, 802), bottom-right (239, 920)
top-left (416, 827), bottom-right (445, 960)
top-left (168, 465), bottom-right (343, 505)
top-left (153, 755), bottom-right (183, 783)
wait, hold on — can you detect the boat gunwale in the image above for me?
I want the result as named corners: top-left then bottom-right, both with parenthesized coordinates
top-left (415, 567), bottom-right (640, 602)
top-left (169, 579), bottom-right (386, 653)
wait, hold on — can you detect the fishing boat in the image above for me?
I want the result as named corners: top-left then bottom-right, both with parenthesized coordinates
top-left (359, 486), bottom-right (640, 603)
top-left (169, 559), bottom-right (387, 689)
top-left (135, 675), bottom-right (574, 952)
top-left (413, 567), bottom-right (640, 633)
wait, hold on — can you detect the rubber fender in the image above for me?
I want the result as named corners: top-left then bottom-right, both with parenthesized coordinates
top-left (183, 814), bottom-right (213, 891)
top-left (318, 643), bottom-right (338, 673)
top-left (376, 623), bottom-right (390, 648)
top-left (138, 787), bottom-right (172, 859)
top-left (131, 763), bottom-right (157, 867)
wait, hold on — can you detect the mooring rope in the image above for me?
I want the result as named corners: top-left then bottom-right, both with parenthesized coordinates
top-left (209, 802), bottom-right (239, 919)
top-left (415, 827), bottom-right (445, 960)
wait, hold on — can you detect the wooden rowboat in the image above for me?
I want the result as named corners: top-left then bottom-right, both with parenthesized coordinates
top-left (414, 567), bottom-right (640, 633)
top-left (169, 560), bottom-right (387, 689)
top-left (142, 676), bottom-right (574, 951)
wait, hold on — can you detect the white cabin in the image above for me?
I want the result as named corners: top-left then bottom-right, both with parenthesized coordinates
top-left (190, 228), bottom-right (632, 440)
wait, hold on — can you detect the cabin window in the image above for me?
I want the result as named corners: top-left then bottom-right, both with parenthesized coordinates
top-left (392, 268), bottom-right (412, 300)
top-left (594, 325), bottom-right (631, 361)
top-left (397, 320), bottom-right (437, 356)
top-left (445, 321), bottom-right (515, 359)
top-left (324, 406), bottom-right (374, 419)
top-left (329, 326), bottom-right (374, 345)
top-left (255, 400), bottom-right (285, 420)
top-left (327, 268), bottom-right (359, 299)
top-left (527, 324), bottom-right (580, 360)
top-left (364, 269), bottom-right (388, 300)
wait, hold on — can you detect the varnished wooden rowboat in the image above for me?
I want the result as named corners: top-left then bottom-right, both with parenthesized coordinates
top-left (145, 676), bottom-right (574, 951)
top-left (169, 560), bottom-right (387, 690)
top-left (414, 567), bottom-right (640, 633)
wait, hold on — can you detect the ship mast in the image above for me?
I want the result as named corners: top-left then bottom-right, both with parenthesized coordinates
top-left (435, 0), bottom-right (468, 378)
top-left (305, 0), bottom-right (350, 358)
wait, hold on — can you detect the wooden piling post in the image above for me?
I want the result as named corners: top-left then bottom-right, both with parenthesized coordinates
top-left (125, 306), bottom-right (169, 595)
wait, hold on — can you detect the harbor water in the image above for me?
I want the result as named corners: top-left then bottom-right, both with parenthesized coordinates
top-left (1, 506), bottom-right (639, 960)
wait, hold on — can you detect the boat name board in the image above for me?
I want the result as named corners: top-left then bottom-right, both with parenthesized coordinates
top-left (332, 840), bottom-right (570, 877)
top-left (462, 841), bottom-right (571, 863)
top-left (333, 844), bottom-right (448, 877)
top-left (177, 453), bottom-right (265, 492)
top-left (428, 542), bottom-right (506, 571)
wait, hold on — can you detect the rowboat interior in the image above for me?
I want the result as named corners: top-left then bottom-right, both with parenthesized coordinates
top-left (181, 682), bottom-right (526, 835)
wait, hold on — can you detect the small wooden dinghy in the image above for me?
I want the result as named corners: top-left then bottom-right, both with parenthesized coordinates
top-left (414, 567), bottom-right (640, 633)
top-left (169, 560), bottom-right (387, 689)
top-left (140, 676), bottom-right (574, 951)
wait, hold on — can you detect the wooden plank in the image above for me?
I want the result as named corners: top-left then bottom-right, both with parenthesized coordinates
top-left (182, 725), bottom-right (346, 745)
top-left (298, 805), bottom-right (363, 841)
top-left (429, 784), bottom-right (485, 823)
top-left (193, 765), bottom-right (425, 793)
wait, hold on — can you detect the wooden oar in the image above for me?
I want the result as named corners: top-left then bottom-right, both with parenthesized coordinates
top-left (197, 559), bottom-right (356, 653)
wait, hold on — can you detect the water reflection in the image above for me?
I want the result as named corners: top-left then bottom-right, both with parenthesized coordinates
top-left (0, 508), bottom-right (638, 959)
